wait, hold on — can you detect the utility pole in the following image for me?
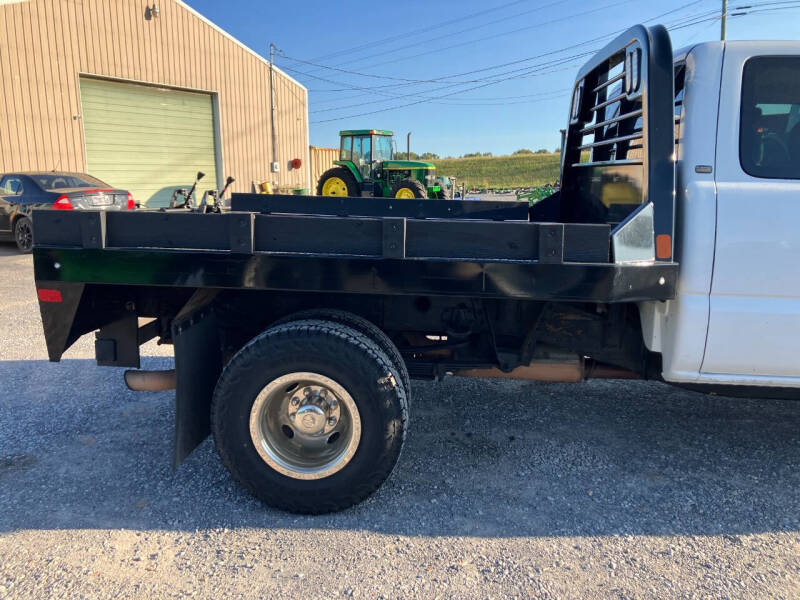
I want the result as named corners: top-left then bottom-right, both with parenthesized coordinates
top-left (720, 0), bottom-right (727, 40)
top-left (269, 43), bottom-right (279, 186)
top-left (407, 132), bottom-right (411, 160)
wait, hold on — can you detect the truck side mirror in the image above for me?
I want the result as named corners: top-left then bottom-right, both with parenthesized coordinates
top-left (226, 176), bottom-right (235, 185)
top-left (197, 171), bottom-right (205, 180)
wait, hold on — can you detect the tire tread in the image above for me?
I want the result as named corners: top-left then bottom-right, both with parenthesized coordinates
top-left (211, 319), bottom-right (408, 514)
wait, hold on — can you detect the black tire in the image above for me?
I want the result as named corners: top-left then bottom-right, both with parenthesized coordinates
top-left (390, 178), bottom-right (427, 199)
top-left (13, 216), bottom-right (32, 253)
top-left (316, 166), bottom-right (360, 197)
top-left (211, 319), bottom-right (408, 514)
top-left (272, 309), bottom-right (411, 397)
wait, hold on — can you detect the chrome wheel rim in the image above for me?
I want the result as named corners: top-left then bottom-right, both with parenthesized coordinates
top-left (249, 372), bottom-right (361, 480)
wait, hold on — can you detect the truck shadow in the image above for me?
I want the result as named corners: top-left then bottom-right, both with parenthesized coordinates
top-left (1, 357), bottom-right (798, 538)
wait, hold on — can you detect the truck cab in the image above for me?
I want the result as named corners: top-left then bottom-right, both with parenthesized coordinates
top-left (640, 41), bottom-right (800, 390)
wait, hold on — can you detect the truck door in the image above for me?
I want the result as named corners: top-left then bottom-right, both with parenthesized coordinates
top-left (703, 48), bottom-right (800, 380)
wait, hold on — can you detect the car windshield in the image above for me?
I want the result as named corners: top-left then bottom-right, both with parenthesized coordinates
top-left (33, 173), bottom-right (109, 190)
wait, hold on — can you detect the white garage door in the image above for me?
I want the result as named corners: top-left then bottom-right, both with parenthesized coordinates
top-left (80, 77), bottom-right (218, 207)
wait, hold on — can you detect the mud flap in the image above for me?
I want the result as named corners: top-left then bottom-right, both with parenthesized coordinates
top-left (36, 281), bottom-right (85, 362)
top-left (172, 291), bottom-right (222, 469)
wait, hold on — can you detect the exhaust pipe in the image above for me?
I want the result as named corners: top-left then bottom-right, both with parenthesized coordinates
top-left (124, 369), bottom-right (176, 392)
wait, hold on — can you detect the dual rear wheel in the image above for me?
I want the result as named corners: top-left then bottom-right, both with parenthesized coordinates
top-left (211, 317), bottom-right (409, 514)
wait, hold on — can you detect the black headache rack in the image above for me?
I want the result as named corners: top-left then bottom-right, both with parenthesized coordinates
top-left (544, 24), bottom-right (676, 263)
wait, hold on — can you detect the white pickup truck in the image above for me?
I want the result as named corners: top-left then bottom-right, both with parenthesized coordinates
top-left (641, 40), bottom-right (800, 393)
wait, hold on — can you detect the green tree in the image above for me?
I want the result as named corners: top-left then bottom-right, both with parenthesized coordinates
top-left (513, 148), bottom-right (534, 155)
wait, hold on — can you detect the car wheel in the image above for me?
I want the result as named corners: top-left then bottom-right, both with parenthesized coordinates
top-left (13, 216), bottom-right (33, 253)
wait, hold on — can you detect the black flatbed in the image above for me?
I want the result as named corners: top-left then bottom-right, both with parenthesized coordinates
top-left (31, 195), bottom-right (677, 303)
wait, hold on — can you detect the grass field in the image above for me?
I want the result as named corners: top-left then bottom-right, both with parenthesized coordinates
top-left (432, 153), bottom-right (561, 189)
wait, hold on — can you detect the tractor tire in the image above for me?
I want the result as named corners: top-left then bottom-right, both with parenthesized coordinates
top-left (390, 178), bottom-right (427, 199)
top-left (13, 216), bottom-right (33, 253)
top-left (272, 309), bottom-right (411, 399)
top-left (211, 319), bottom-right (408, 514)
top-left (316, 167), bottom-right (360, 197)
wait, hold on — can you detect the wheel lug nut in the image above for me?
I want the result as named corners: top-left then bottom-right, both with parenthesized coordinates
top-left (291, 397), bottom-right (300, 406)
top-left (303, 388), bottom-right (311, 397)
top-left (329, 399), bottom-right (338, 409)
top-left (319, 389), bottom-right (327, 398)
top-left (327, 417), bottom-right (337, 426)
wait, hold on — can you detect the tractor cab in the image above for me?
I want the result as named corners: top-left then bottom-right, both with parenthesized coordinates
top-left (338, 130), bottom-right (393, 181)
top-left (316, 129), bottom-right (444, 199)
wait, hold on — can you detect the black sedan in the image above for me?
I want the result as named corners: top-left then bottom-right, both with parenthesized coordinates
top-left (0, 172), bottom-right (135, 252)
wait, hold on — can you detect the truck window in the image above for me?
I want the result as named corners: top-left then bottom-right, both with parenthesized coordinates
top-left (740, 56), bottom-right (800, 179)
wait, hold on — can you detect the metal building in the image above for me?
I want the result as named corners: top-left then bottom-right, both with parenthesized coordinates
top-left (309, 146), bottom-right (338, 194)
top-left (0, 0), bottom-right (309, 206)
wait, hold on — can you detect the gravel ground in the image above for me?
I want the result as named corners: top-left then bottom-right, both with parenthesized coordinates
top-left (1, 243), bottom-right (799, 599)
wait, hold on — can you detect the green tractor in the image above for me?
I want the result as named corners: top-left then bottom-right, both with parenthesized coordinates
top-left (316, 130), bottom-right (447, 199)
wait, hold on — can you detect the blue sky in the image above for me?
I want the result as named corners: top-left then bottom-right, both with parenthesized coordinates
top-left (184, 0), bottom-right (800, 157)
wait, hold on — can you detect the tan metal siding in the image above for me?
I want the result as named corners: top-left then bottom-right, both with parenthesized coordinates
top-left (0, 0), bottom-right (308, 194)
top-left (310, 146), bottom-right (340, 194)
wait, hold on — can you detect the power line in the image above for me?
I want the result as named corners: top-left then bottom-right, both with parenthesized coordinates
top-left (730, 1), bottom-right (800, 15)
top-left (312, 88), bottom-right (568, 124)
top-left (301, 0), bottom-right (580, 74)
top-left (309, 79), bottom-right (576, 113)
top-left (305, 0), bottom-right (536, 64)
top-left (310, 52), bottom-right (611, 123)
top-left (298, 1), bottom-right (713, 116)
top-left (281, 34), bottom-right (605, 87)
top-left (296, 51), bottom-right (592, 106)
top-left (287, 51), bottom-right (593, 114)
top-left (317, 0), bottom-right (639, 74)
top-left (287, 0), bottom-right (707, 100)
top-left (668, 3), bottom-right (800, 31)
top-left (308, 9), bottom-right (730, 124)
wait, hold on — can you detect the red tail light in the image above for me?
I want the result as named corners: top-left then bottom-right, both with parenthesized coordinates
top-left (53, 195), bottom-right (73, 210)
top-left (126, 192), bottom-right (136, 210)
top-left (37, 288), bottom-right (63, 303)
